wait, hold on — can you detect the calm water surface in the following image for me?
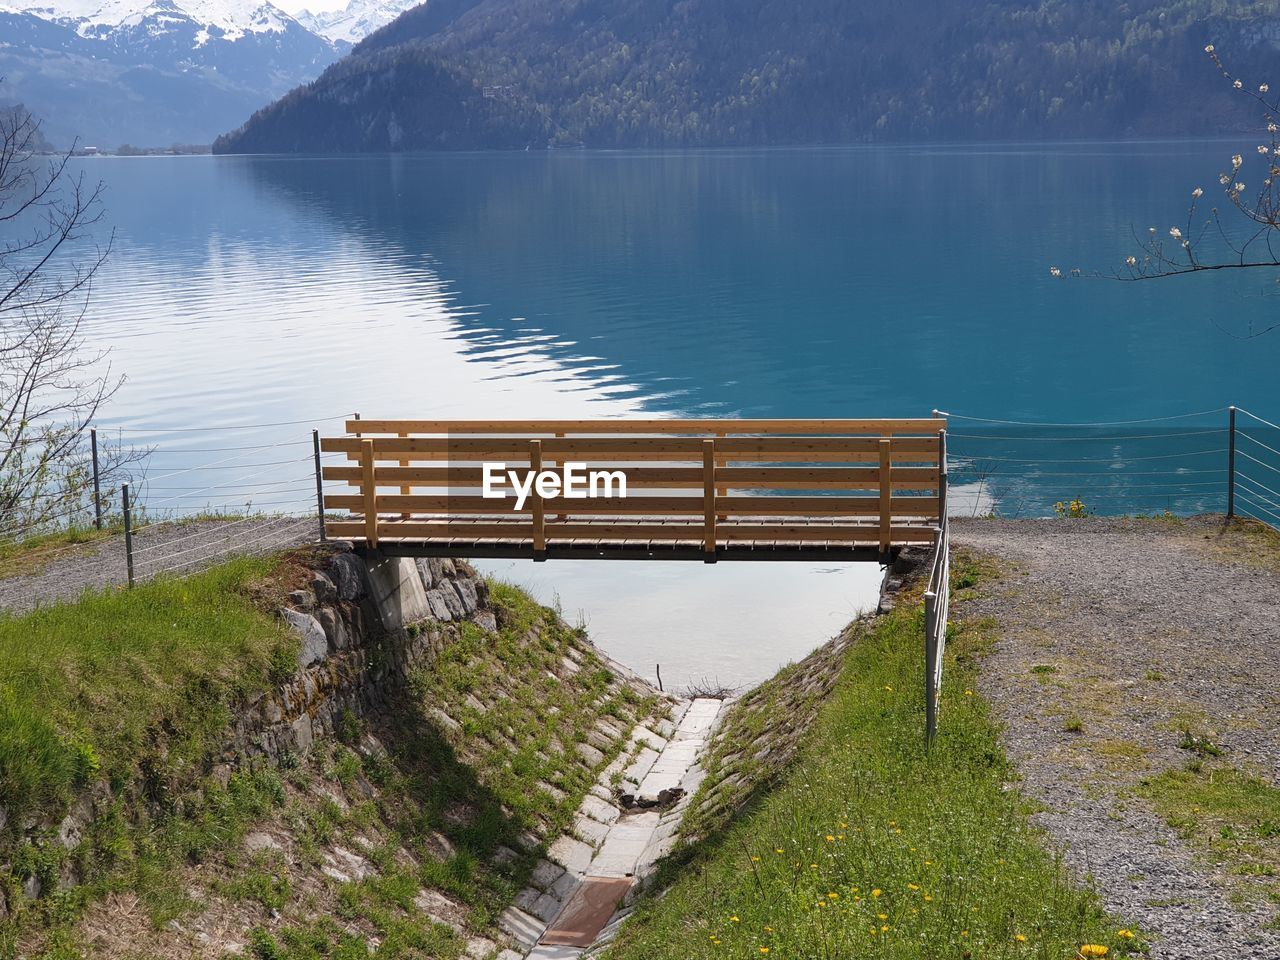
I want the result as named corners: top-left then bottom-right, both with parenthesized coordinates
top-left (54, 143), bottom-right (1280, 687)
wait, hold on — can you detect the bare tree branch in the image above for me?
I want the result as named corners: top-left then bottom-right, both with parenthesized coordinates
top-left (0, 94), bottom-right (145, 535)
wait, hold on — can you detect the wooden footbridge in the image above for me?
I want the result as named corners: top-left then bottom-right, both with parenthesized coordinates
top-left (317, 418), bottom-right (948, 563)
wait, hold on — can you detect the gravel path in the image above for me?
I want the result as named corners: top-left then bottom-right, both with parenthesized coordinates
top-left (951, 516), bottom-right (1280, 960)
top-left (0, 516), bottom-right (320, 613)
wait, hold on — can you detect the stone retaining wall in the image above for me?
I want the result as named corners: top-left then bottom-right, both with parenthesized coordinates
top-left (223, 544), bottom-right (494, 766)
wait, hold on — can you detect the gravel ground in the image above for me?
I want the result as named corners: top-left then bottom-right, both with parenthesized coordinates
top-left (952, 515), bottom-right (1280, 960)
top-left (0, 516), bottom-right (320, 613)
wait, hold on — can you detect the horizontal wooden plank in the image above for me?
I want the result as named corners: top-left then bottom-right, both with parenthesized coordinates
top-left (324, 493), bottom-right (936, 518)
top-left (321, 464), bottom-right (939, 491)
top-left (321, 435), bottom-right (940, 463)
top-left (325, 519), bottom-right (939, 544)
top-left (345, 418), bottom-right (946, 436)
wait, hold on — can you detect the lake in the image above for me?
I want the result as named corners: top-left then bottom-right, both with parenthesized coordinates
top-left (45, 143), bottom-right (1280, 686)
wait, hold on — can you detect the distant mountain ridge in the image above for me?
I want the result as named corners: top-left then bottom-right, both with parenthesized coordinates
top-left (0, 0), bottom-right (415, 146)
top-left (215, 0), bottom-right (1280, 154)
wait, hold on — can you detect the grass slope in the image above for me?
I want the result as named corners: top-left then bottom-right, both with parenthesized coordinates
top-left (605, 554), bottom-right (1143, 959)
top-left (0, 556), bottom-right (296, 825)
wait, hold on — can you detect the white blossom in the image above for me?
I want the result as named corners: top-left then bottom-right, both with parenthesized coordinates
top-left (1049, 266), bottom-right (1062, 278)
top-left (1236, 182), bottom-right (1246, 192)
top-left (1125, 256), bottom-right (1137, 267)
top-left (1260, 145), bottom-right (1270, 154)
top-left (1220, 173), bottom-right (1232, 185)
top-left (1263, 84), bottom-right (1271, 93)
top-left (1205, 44), bottom-right (1215, 53)
top-left (1192, 187), bottom-right (1204, 198)
top-left (1169, 226), bottom-right (1183, 239)
top-left (1235, 79), bottom-right (1244, 89)
top-left (1232, 153), bottom-right (1243, 169)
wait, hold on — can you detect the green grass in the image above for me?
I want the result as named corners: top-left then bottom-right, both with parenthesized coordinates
top-left (1137, 764), bottom-right (1280, 885)
top-left (0, 555), bottom-right (297, 826)
top-left (605, 556), bottom-right (1144, 960)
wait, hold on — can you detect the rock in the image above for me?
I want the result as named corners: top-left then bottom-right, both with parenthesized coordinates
top-left (575, 742), bottom-right (606, 767)
top-left (429, 708), bottom-right (461, 733)
top-left (425, 590), bottom-right (454, 622)
top-left (328, 846), bottom-right (373, 880)
top-left (414, 888), bottom-right (467, 932)
top-left (0, 804), bottom-right (7, 831)
top-left (282, 609), bottom-right (328, 668)
top-left (316, 607), bottom-right (348, 650)
top-left (310, 571), bottom-right (337, 603)
top-left (530, 858), bottom-right (566, 890)
top-left (290, 713), bottom-right (314, 753)
top-left (414, 557), bottom-right (436, 589)
top-left (439, 584), bottom-right (467, 619)
top-left (329, 553), bottom-right (367, 602)
top-left (22, 874), bottom-right (40, 899)
top-left (321, 866), bottom-right (350, 883)
top-left (288, 590), bottom-right (312, 609)
top-left (547, 835), bottom-right (594, 874)
top-left (452, 578), bottom-right (479, 615)
top-left (57, 813), bottom-right (83, 850)
top-left (464, 937), bottom-right (497, 959)
top-left (490, 844), bottom-right (519, 866)
top-left (244, 832), bottom-right (282, 853)
top-left (472, 609), bottom-right (498, 633)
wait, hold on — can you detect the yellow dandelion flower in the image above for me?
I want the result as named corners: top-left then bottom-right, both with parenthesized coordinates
top-left (825, 835), bottom-right (835, 842)
top-left (923, 895), bottom-right (933, 902)
top-left (1078, 946), bottom-right (1108, 958)
top-left (1117, 930), bottom-right (1134, 941)
top-left (872, 888), bottom-right (882, 898)
top-left (827, 892), bottom-right (839, 899)
top-left (751, 856), bottom-right (760, 862)
top-left (880, 924), bottom-right (889, 932)
top-left (877, 913), bottom-right (887, 920)
top-left (1015, 933), bottom-right (1027, 943)
top-left (883, 684), bottom-right (893, 691)
top-left (907, 883), bottom-right (919, 891)
top-left (730, 916), bottom-right (740, 922)
top-left (775, 848), bottom-right (784, 854)
top-left (961, 930), bottom-right (968, 938)
top-left (764, 926), bottom-right (773, 932)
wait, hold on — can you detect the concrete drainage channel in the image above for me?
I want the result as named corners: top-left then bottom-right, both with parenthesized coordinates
top-left (497, 698), bottom-right (727, 959)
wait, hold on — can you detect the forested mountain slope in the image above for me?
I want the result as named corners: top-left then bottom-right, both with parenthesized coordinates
top-left (215, 0), bottom-right (1280, 152)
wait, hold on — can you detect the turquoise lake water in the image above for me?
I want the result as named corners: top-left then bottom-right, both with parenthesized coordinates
top-left (43, 143), bottom-right (1280, 684)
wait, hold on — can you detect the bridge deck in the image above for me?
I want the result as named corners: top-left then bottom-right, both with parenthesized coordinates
top-left (318, 418), bottom-right (948, 562)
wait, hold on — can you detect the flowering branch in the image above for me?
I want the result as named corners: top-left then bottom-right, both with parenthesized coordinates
top-left (1051, 45), bottom-right (1280, 336)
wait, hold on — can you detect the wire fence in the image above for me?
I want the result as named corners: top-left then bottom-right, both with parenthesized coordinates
top-left (0, 412), bottom-right (362, 603)
top-left (1, 405), bottom-right (1277, 609)
top-left (935, 405), bottom-right (1278, 530)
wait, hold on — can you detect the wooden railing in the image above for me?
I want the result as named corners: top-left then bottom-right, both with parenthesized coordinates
top-left (318, 418), bottom-right (947, 561)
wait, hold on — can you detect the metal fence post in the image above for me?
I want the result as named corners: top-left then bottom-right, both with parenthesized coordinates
top-left (1228, 406), bottom-right (1237, 519)
top-left (924, 589), bottom-right (939, 744)
top-left (313, 429), bottom-right (327, 542)
top-left (90, 427), bottom-right (102, 530)
top-left (122, 482), bottom-right (135, 588)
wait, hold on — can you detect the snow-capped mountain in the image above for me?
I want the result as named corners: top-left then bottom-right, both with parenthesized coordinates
top-left (0, 0), bottom-right (414, 147)
top-left (294, 0), bottom-right (418, 45)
